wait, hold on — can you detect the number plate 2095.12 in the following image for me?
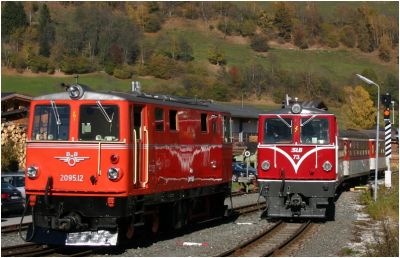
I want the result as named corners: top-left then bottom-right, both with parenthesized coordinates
top-left (60, 174), bottom-right (84, 182)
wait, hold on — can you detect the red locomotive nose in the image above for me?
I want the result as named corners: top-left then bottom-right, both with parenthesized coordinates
top-left (110, 154), bottom-right (119, 164)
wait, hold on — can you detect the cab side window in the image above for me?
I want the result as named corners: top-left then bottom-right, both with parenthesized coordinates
top-left (155, 108), bottom-right (164, 131)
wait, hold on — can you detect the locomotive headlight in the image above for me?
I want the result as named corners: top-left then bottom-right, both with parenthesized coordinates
top-left (67, 84), bottom-right (84, 100)
top-left (291, 103), bottom-right (302, 114)
top-left (108, 167), bottom-right (121, 181)
top-left (27, 166), bottom-right (38, 179)
top-left (261, 160), bottom-right (271, 171)
top-left (322, 161), bottom-right (333, 172)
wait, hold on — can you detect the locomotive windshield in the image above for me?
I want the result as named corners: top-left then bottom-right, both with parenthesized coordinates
top-left (264, 118), bottom-right (292, 144)
top-left (79, 104), bottom-right (119, 141)
top-left (300, 117), bottom-right (329, 144)
top-left (32, 105), bottom-right (70, 140)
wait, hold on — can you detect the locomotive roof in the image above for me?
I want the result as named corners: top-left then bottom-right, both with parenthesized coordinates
top-left (340, 129), bottom-right (385, 139)
top-left (33, 90), bottom-right (232, 113)
top-left (260, 107), bottom-right (331, 115)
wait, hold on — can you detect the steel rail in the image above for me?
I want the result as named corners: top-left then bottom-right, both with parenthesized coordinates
top-left (218, 220), bottom-right (312, 257)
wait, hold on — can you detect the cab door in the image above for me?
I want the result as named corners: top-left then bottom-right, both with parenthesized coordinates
top-left (131, 105), bottom-right (148, 188)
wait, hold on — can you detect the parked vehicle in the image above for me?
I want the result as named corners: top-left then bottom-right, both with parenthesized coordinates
top-left (1, 182), bottom-right (24, 216)
top-left (232, 162), bottom-right (257, 182)
top-left (1, 172), bottom-right (25, 199)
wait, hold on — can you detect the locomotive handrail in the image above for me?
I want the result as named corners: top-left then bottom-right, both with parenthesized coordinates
top-left (133, 129), bottom-right (137, 185)
top-left (98, 142), bottom-right (102, 176)
top-left (140, 126), bottom-right (149, 187)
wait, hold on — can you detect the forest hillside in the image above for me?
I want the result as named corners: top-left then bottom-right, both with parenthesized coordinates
top-left (1, 1), bottom-right (398, 112)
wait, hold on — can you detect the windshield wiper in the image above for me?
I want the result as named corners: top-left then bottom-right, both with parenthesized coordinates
top-left (301, 115), bottom-right (317, 127)
top-left (96, 101), bottom-right (113, 123)
top-left (50, 100), bottom-right (61, 134)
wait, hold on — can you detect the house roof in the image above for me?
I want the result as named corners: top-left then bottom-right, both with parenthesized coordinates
top-left (1, 92), bottom-right (32, 102)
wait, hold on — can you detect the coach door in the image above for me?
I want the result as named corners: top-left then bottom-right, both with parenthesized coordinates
top-left (131, 105), bottom-right (148, 188)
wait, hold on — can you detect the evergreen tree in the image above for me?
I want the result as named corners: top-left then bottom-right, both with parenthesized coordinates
top-left (273, 2), bottom-right (293, 41)
top-left (1, 2), bottom-right (27, 38)
top-left (38, 4), bottom-right (54, 57)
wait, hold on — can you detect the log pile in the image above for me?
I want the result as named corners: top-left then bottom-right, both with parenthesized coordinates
top-left (1, 122), bottom-right (27, 170)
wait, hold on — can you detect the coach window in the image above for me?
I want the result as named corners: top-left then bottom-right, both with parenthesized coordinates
top-left (264, 118), bottom-right (292, 144)
top-left (223, 116), bottom-right (232, 143)
top-left (300, 117), bottom-right (329, 144)
top-left (79, 104), bottom-right (119, 141)
top-left (201, 113), bottom-right (208, 133)
top-left (169, 110), bottom-right (178, 131)
top-left (32, 104), bottom-right (70, 141)
top-left (155, 108), bottom-right (164, 131)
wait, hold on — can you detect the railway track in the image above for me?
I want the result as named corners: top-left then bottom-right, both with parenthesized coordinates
top-left (1, 201), bottom-right (265, 257)
top-left (1, 222), bottom-right (30, 234)
top-left (218, 220), bottom-right (312, 257)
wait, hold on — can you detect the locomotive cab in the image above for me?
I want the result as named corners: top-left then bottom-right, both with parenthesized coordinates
top-left (257, 102), bottom-right (338, 219)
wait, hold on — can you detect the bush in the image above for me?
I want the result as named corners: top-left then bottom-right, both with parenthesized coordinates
top-left (293, 25), bottom-right (308, 49)
top-left (250, 34), bottom-right (270, 52)
top-left (340, 25), bottom-right (356, 48)
top-left (145, 14), bottom-right (162, 33)
top-left (60, 56), bottom-right (94, 74)
top-left (207, 46), bottom-right (227, 66)
top-left (28, 55), bottom-right (48, 73)
top-left (238, 20), bottom-right (256, 37)
top-left (104, 62), bottom-right (116, 75)
top-left (10, 53), bottom-right (27, 73)
top-left (1, 140), bottom-right (19, 172)
top-left (217, 19), bottom-right (236, 36)
top-left (147, 55), bottom-right (181, 79)
top-left (113, 65), bottom-right (133, 79)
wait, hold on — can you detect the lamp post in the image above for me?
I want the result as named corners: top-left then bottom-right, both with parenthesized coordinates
top-left (356, 74), bottom-right (380, 201)
top-left (391, 100), bottom-right (395, 124)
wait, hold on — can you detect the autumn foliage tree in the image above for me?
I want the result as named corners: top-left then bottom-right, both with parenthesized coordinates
top-left (341, 86), bottom-right (376, 129)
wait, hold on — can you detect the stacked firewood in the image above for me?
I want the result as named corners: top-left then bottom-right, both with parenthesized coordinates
top-left (1, 122), bottom-right (27, 169)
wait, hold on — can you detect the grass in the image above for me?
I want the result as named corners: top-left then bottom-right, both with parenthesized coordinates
top-left (1, 72), bottom-right (182, 96)
top-left (358, 172), bottom-right (399, 256)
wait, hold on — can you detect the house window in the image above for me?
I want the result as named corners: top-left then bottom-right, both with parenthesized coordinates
top-left (155, 108), bottom-right (164, 131)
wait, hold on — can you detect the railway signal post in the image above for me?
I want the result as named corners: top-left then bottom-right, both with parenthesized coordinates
top-left (382, 93), bottom-right (392, 188)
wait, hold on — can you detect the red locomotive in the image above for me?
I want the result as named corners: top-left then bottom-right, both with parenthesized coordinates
top-left (257, 100), bottom-right (385, 219)
top-left (23, 84), bottom-right (232, 245)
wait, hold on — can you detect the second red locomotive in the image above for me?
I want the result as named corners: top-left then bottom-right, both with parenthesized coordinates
top-left (257, 100), bottom-right (385, 219)
top-left (23, 84), bottom-right (232, 245)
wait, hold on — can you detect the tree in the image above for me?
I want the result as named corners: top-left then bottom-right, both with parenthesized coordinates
top-left (242, 62), bottom-right (269, 98)
top-left (38, 4), bottom-right (54, 57)
top-left (378, 35), bottom-right (392, 62)
top-left (293, 24), bottom-right (308, 49)
top-left (1, 1), bottom-right (27, 39)
top-left (303, 2), bottom-right (322, 39)
top-left (384, 73), bottom-right (398, 102)
top-left (273, 2), bottom-right (293, 42)
top-left (342, 86), bottom-right (376, 129)
top-left (360, 68), bottom-right (379, 104)
top-left (340, 25), bottom-right (356, 48)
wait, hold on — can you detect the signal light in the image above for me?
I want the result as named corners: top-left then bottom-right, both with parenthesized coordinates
top-left (384, 108), bottom-right (390, 120)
